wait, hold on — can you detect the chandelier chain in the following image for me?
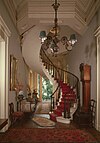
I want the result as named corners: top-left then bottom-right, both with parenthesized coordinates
top-left (52, 0), bottom-right (60, 37)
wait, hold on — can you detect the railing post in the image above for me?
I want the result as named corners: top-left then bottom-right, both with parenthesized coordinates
top-left (77, 80), bottom-right (80, 108)
top-left (67, 99), bottom-right (71, 118)
top-left (51, 65), bottom-right (53, 76)
top-left (64, 97), bottom-right (67, 118)
top-left (64, 96), bottom-right (71, 118)
top-left (53, 96), bottom-right (55, 109)
top-left (52, 66), bottom-right (54, 77)
top-left (51, 96), bottom-right (52, 112)
top-left (58, 87), bottom-right (61, 100)
top-left (50, 96), bottom-right (55, 111)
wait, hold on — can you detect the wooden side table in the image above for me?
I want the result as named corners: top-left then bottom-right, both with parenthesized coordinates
top-left (18, 100), bottom-right (35, 112)
top-left (0, 119), bottom-right (8, 130)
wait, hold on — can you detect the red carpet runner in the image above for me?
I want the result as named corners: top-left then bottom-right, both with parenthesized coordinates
top-left (0, 128), bottom-right (97, 143)
top-left (50, 81), bottom-right (77, 122)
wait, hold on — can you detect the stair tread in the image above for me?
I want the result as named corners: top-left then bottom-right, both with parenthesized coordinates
top-left (53, 109), bottom-right (62, 116)
top-left (50, 113), bottom-right (57, 122)
top-left (61, 97), bottom-right (76, 100)
top-left (50, 112), bottom-right (58, 117)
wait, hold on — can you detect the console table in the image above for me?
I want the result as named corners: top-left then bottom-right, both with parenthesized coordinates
top-left (18, 100), bottom-right (35, 112)
top-left (0, 119), bottom-right (8, 130)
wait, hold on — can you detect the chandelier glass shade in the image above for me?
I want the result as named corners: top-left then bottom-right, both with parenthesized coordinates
top-left (39, 0), bottom-right (77, 55)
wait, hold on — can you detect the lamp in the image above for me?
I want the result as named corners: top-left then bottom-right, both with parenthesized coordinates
top-left (39, 0), bottom-right (77, 56)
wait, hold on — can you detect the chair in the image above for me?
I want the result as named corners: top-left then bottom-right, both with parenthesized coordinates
top-left (89, 99), bottom-right (96, 127)
top-left (73, 99), bottom-right (96, 128)
top-left (9, 102), bottom-right (24, 125)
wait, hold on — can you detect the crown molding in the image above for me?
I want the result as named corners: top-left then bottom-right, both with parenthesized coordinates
top-left (0, 16), bottom-right (11, 37)
top-left (0, 15), bottom-right (11, 42)
top-left (76, 0), bottom-right (100, 25)
top-left (16, 0), bottom-right (28, 21)
top-left (3, 0), bottom-right (17, 26)
top-left (94, 26), bottom-right (100, 37)
top-left (4, 0), bottom-right (100, 35)
top-left (85, 0), bottom-right (100, 25)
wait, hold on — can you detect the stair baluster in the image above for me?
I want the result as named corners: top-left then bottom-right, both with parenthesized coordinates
top-left (64, 97), bottom-right (67, 118)
top-left (53, 96), bottom-right (55, 109)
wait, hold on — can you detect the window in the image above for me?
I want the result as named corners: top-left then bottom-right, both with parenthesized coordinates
top-left (42, 77), bottom-right (53, 101)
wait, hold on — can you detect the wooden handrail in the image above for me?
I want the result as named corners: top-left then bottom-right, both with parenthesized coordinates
top-left (40, 46), bottom-right (61, 111)
top-left (40, 46), bottom-right (80, 112)
top-left (41, 59), bottom-right (80, 98)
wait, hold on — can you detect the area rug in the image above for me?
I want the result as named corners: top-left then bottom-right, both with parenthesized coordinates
top-left (32, 116), bottom-right (55, 127)
top-left (0, 128), bottom-right (97, 143)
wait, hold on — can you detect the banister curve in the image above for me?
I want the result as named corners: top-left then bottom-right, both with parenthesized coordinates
top-left (40, 46), bottom-right (80, 111)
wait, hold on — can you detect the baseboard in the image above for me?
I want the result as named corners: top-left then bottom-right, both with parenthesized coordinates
top-left (96, 123), bottom-right (100, 131)
top-left (98, 125), bottom-right (100, 132)
top-left (0, 124), bottom-right (8, 133)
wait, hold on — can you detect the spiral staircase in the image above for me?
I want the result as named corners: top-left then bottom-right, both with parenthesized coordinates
top-left (22, 25), bottom-right (80, 124)
top-left (40, 47), bottom-right (80, 123)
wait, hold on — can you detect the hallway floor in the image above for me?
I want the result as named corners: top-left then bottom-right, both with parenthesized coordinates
top-left (11, 101), bottom-right (75, 129)
top-left (10, 101), bottom-right (100, 141)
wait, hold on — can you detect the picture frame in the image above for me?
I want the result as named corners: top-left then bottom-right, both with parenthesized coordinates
top-left (10, 55), bottom-right (18, 91)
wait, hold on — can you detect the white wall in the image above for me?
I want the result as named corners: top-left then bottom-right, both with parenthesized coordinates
top-left (67, 9), bottom-right (100, 98)
top-left (66, 8), bottom-right (100, 129)
top-left (0, 0), bottom-right (27, 110)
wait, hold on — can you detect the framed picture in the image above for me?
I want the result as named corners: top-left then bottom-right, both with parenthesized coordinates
top-left (10, 55), bottom-right (18, 91)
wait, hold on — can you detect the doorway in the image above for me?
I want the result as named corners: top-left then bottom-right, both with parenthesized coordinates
top-left (95, 26), bottom-right (100, 131)
top-left (0, 16), bottom-right (11, 130)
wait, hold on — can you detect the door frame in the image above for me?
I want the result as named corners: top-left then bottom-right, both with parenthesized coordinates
top-left (95, 26), bottom-right (100, 131)
top-left (0, 16), bottom-right (11, 131)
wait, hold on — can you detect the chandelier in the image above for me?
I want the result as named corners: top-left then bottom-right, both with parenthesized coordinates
top-left (39, 0), bottom-right (77, 56)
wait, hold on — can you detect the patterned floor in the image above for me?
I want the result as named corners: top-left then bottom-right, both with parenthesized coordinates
top-left (8, 101), bottom-right (100, 142)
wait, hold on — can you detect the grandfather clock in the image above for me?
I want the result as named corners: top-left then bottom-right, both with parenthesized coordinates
top-left (80, 63), bottom-right (91, 112)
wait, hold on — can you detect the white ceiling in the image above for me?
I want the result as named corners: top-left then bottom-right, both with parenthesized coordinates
top-left (7, 0), bottom-right (100, 35)
top-left (3, 0), bottom-right (100, 74)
